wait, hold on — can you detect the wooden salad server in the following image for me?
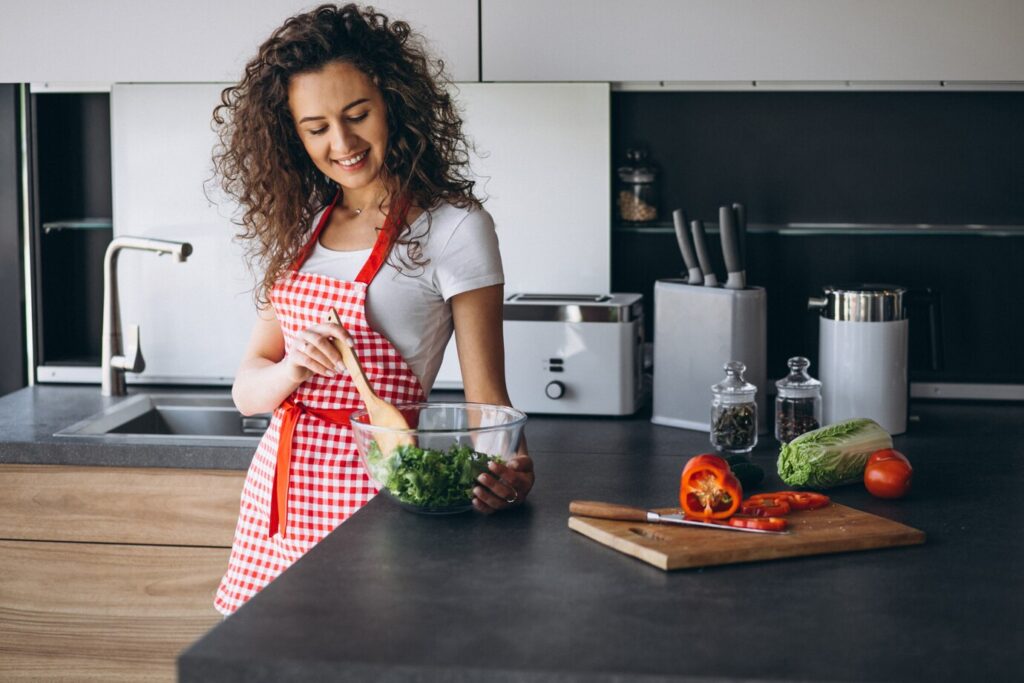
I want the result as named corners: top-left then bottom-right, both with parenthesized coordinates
top-left (325, 307), bottom-right (413, 454)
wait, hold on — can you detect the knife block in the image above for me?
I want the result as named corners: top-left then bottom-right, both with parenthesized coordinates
top-left (651, 279), bottom-right (767, 433)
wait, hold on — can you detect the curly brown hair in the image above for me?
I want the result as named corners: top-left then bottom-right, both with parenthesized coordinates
top-left (212, 3), bottom-right (480, 306)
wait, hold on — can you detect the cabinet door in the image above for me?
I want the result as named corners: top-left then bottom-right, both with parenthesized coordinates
top-left (0, 0), bottom-right (479, 83)
top-left (0, 464), bottom-right (245, 547)
top-left (482, 0), bottom-right (1024, 82)
top-left (0, 540), bottom-right (228, 681)
top-left (111, 83), bottom-right (257, 384)
top-left (432, 83), bottom-right (611, 387)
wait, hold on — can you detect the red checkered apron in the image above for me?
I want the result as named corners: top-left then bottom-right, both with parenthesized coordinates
top-left (215, 193), bottom-right (425, 615)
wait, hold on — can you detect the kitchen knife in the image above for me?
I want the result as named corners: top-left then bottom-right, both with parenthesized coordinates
top-left (719, 205), bottom-right (746, 290)
top-left (689, 220), bottom-right (719, 287)
top-left (731, 202), bottom-right (747, 268)
top-left (672, 208), bottom-right (703, 285)
top-left (569, 500), bottom-right (789, 535)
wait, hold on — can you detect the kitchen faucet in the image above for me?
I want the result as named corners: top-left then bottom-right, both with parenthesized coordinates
top-left (101, 236), bottom-right (193, 396)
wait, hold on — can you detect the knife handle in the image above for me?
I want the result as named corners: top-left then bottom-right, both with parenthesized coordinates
top-left (671, 209), bottom-right (703, 285)
top-left (719, 205), bottom-right (745, 290)
top-left (689, 220), bottom-right (719, 287)
top-left (569, 500), bottom-right (650, 522)
top-left (731, 202), bottom-right (747, 264)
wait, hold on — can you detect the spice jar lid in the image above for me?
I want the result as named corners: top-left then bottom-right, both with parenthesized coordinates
top-left (711, 360), bottom-right (757, 400)
top-left (617, 148), bottom-right (657, 184)
top-left (775, 356), bottom-right (821, 398)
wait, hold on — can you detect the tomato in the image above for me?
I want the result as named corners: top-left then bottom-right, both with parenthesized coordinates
top-left (864, 449), bottom-right (913, 499)
top-left (739, 496), bottom-right (792, 517)
top-left (867, 448), bottom-right (912, 468)
top-left (728, 516), bottom-right (788, 532)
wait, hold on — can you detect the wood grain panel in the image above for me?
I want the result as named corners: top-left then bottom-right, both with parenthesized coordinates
top-left (0, 540), bottom-right (228, 682)
top-left (0, 464), bottom-right (245, 547)
top-left (569, 503), bottom-right (926, 570)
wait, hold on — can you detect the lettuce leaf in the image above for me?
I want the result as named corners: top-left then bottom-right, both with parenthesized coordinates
top-left (777, 418), bottom-right (893, 489)
top-left (366, 441), bottom-right (499, 508)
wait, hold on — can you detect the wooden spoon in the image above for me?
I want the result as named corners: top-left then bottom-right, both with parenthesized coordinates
top-left (325, 307), bottom-right (413, 454)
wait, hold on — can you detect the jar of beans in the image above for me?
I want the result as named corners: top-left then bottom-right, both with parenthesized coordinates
top-left (616, 148), bottom-right (658, 224)
top-left (774, 357), bottom-right (822, 444)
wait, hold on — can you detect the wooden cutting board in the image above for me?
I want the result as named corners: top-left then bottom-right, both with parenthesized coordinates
top-left (568, 503), bottom-right (925, 570)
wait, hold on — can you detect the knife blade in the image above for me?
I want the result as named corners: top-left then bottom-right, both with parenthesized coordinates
top-left (719, 205), bottom-right (746, 290)
top-left (689, 220), bottom-right (719, 287)
top-left (569, 500), bottom-right (789, 535)
top-left (671, 208), bottom-right (703, 285)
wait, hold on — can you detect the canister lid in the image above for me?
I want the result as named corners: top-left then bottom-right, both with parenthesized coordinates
top-left (711, 361), bottom-right (757, 400)
top-left (775, 357), bottom-right (822, 398)
top-left (809, 284), bottom-right (907, 322)
top-left (617, 148), bottom-right (657, 184)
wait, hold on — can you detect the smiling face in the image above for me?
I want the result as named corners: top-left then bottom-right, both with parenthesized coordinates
top-left (287, 60), bottom-right (390, 202)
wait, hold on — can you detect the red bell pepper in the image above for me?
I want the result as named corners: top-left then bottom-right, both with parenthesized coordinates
top-left (728, 516), bottom-right (789, 532)
top-left (739, 496), bottom-right (792, 517)
top-left (679, 454), bottom-right (742, 519)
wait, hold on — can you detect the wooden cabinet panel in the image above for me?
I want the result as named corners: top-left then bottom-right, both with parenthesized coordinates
top-left (0, 540), bottom-right (228, 682)
top-left (0, 464), bottom-right (245, 547)
top-left (482, 0), bottom-right (1024, 83)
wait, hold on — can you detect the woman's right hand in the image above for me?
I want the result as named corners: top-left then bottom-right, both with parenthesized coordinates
top-left (283, 323), bottom-right (354, 383)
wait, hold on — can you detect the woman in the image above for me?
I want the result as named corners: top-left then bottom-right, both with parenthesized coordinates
top-left (211, 3), bottom-right (533, 616)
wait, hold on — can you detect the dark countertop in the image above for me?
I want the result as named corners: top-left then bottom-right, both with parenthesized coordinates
top-left (0, 385), bottom-right (255, 469)
top-left (172, 399), bottom-right (1024, 682)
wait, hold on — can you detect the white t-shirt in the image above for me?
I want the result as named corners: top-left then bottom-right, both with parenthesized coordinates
top-left (300, 202), bottom-right (504, 392)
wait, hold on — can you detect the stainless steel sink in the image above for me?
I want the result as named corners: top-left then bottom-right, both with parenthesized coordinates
top-left (56, 393), bottom-right (269, 447)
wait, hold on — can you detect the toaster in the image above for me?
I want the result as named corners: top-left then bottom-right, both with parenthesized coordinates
top-left (503, 293), bottom-right (645, 415)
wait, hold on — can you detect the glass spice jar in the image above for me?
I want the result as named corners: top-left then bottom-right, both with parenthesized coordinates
top-left (616, 148), bottom-right (658, 224)
top-left (710, 360), bottom-right (758, 453)
top-left (774, 356), bottom-right (822, 444)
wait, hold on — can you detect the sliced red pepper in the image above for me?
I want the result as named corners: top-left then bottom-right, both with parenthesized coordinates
top-left (756, 491), bottom-right (830, 511)
top-left (728, 516), bottom-right (788, 532)
top-left (739, 496), bottom-right (792, 517)
top-left (679, 453), bottom-right (742, 519)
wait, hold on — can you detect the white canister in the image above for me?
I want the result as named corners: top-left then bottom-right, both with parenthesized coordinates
top-left (811, 285), bottom-right (908, 435)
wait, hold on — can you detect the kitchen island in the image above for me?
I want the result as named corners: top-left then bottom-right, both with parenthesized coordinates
top-left (173, 398), bottom-right (1022, 682)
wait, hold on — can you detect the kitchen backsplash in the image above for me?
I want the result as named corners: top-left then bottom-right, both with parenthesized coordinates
top-left (611, 90), bottom-right (1024, 386)
top-left (611, 90), bottom-right (1024, 225)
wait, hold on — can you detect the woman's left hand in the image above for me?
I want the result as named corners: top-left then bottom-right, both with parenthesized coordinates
top-left (472, 454), bottom-right (534, 514)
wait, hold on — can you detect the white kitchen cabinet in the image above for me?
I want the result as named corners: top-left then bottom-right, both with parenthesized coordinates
top-left (432, 82), bottom-right (610, 387)
top-left (482, 0), bottom-right (1024, 83)
top-left (111, 83), bottom-right (256, 384)
top-left (1, 0), bottom-right (479, 84)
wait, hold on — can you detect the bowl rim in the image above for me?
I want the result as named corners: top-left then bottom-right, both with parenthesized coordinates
top-left (349, 401), bottom-right (527, 436)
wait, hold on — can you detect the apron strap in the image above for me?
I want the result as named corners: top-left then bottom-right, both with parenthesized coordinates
top-left (291, 191), bottom-right (411, 278)
top-left (291, 190), bottom-right (342, 271)
top-left (355, 195), bottom-right (411, 285)
top-left (270, 398), bottom-right (355, 538)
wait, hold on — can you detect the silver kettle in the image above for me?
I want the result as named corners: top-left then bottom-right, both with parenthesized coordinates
top-left (808, 284), bottom-right (908, 435)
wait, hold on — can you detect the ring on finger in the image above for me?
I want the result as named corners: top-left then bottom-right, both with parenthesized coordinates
top-left (504, 484), bottom-right (519, 505)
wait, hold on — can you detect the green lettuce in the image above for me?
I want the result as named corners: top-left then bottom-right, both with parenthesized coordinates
top-left (366, 441), bottom-right (500, 508)
top-left (777, 418), bottom-right (893, 489)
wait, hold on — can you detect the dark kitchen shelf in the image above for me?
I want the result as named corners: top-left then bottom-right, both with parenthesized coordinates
top-left (613, 222), bottom-right (1024, 237)
top-left (42, 217), bottom-right (112, 234)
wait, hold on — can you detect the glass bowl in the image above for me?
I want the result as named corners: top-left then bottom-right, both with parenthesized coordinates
top-left (349, 402), bottom-right (527, 515)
